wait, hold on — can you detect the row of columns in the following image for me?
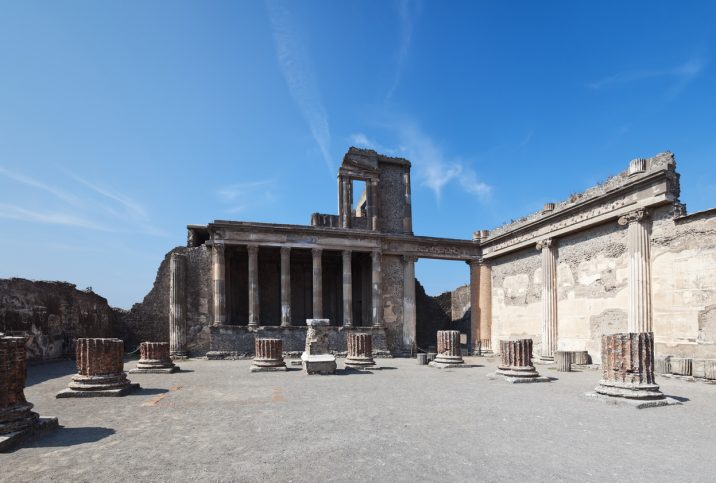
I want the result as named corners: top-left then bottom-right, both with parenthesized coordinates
top-left (338, 175), bottom-right (379, 231)
top-left (211, 244), bottom-right (384, 328)
top-left (534, 208), bottom-right (653, 359)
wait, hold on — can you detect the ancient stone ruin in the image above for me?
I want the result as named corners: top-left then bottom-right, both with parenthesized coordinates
top-left (250, 338), bottom-right (287, 372)
top-left (301, 319), bottom-right (336, 375)
top-left (491, 338), bottom-right (549, 383)
top-left (57, 338), bottom-right (139, 397)
top-left (0, 336), bottom-right (57, 451)
top-left (429, 330), bottom-right (465, 368)
top-left (129, 342), bottom-right (178, 374)
top-left (344, 332), bottom-right (376, 370)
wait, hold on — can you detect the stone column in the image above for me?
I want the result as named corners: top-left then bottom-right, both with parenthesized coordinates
top-left (479, 262), bottom-right (493, 353)
top-left (169, 252), bottom-right (187, 358)
top-left (494, 338), bottom-right (546, 382)
top-left (57, 338), bottom-right (139, 397)
top-left (251, 338), bottom-right (287, 372)
top-left (467, 258), bottom-right (480, 354)
top-left (371, 250), bottom-right (383, 327)
top-left (131, 342), bottom-right (178, 373)
top-left (280, 247), bottom-right (291, 327)
top-left (402, 170), bottom-right (412, 234)
top-left (365, 180), bottom-right (374, 230)
top-left (345, 332), bottom-right (375, 369)
top-left (430, 330), bottom-right (464, 367)
top-left (618, 209), bottom-right (653, 333)
top-left (537, 238), bottom-right (558, 360)
top-left (370, 179), bottom-right (380, 231)
top-left (248, 244), bottom-right (260, 327)
top-left (555, 351), bottom-right (572, 372)
top-left (403, 255), bottom-right (417, 352)
top-left (0, 336), bottom-right (39, 434)
top-left (342, 250), bottom-right (353, 327)
top-left (312, 248), bottom-right (323, 319)
top-left (595, 332), bottom-right (665, 401)
top-left (213, 243), bottom-right (226, 326)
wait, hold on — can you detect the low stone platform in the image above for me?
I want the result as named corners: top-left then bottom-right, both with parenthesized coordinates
top-left (0, 416), bottom-right (59, 453)
top-left (583, 392), bottom-right (682, 409)
top-left (56, 382), bottom-right (140, 398)
top-left (487, 372), bottom-right (551, 383)
top-left (301, 354), bottom-right (337, 375)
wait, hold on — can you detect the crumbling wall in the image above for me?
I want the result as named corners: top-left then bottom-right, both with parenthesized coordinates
top-left (0, 278), bottom-right (123, 361)
top-left (415, 280), bottom-right (449, 350)
top-left (377, 163), bottom-right (406, 234)
top-left (124, 245), bottom-right (212, 355)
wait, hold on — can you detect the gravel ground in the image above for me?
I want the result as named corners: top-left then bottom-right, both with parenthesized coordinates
top-left (4, 357), bottom-right (716, 482)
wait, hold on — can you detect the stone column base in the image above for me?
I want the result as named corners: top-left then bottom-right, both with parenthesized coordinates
top-left (491, 365), bottom-right (550, 383)
top-left (594, 380), bottom-right (666, 400)
top-left (0, 416), bottom-right (59, 453)
top-left (584, 392), bottom-right (681, 409)
top-left (345, 356), bottom-right (376, 370)
top-left (129, 366), bottom-right (179, 374)
top-left (301, 353), bottom-right (336, 375)
top-left (57, 374), bottom-right (139, 397)
top-left (429, 356), bottom-right (468, 369)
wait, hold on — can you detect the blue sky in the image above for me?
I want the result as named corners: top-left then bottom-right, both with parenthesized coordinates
top-left (1, 1), bottom-right (715, 308)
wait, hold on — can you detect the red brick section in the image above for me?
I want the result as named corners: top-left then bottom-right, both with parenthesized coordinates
top-left (0, 336), bottom-right (39, 434)
top-left (76, 338), bottom-right (124, 376)
top-left (499, 339), bottom-right (534, 369)
top-left (253, 339), bottom-right (285, 367)
top-left (595, 332), bottom-right (664, 400)
top-left (140, 342), bottom-right (172, 363)
top-left (436, 330), bottom-right (460, 357)
top-left (347, 333), bottom-right (372, 358)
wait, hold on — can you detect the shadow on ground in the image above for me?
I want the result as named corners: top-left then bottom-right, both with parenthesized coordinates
top-left (9, 427), bottom-right (115, 452)
top-left (26, 360), bottom-right (76, 387)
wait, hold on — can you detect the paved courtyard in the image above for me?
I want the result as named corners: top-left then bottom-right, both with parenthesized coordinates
top-left (4, 357), bottom-right (716, 482)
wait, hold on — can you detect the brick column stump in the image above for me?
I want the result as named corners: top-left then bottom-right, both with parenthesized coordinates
top-left (130, 342), bottom-right (179, 374)
top-left (586, 332), bottom-right (679, 408)
top-left (57, 338), bottom-right (139, 398)
top-left (345, 332), bottom-right (376, 370)
top-left (429, 330), bottom-right (467, 369)
top-left (490, 339), bottom-right (549, 383)
top-left (555, 351), bottom-right (572, 372)
top-left (251, 338), bottom-right (287, 372)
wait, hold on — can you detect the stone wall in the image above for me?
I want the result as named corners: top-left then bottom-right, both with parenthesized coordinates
top-left (381, 254), bottom-right (404, 353)
top-left (0, 278), bottom-right (124, 361)
top-left (378, 163), bottom-right (406, 234)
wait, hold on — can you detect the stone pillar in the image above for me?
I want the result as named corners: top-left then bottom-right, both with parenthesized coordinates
top-left (478, 262), bottom-right (493, 353)
top-left (280, 247), bottom-right (291, 327)
top-left (371, 250), bottom-right (383, 327)
top-left (301, 319), bottom-right (336, 374)
top-left (555, 351), bottom-right (572, 372)
top-left (537, 238), bottom-right (558, 360)
top-left (402, 170), bottom-right (412, 234)
top-left (430, 330), bottom-right (464, 367)
top-left (402, 255), bottom-right (417, 353)
top-left (365, 180), bottom-right (374, 230)
top-left (595, 332), bottom-right (665, 401)
top-left (342, 250), bottom-right (353, 327)
top-left (467, 258), bottom-right (480, 354)
top-left (618, 209), bottom-right (652, 333)
top-left (345, 332), bottom-right (375, 369)
top-left (493, 338), bottom-right (546, 382)
top-left (131, 342), bottom-right (178, 373)
top-left (370, 179), bottom-right (379, 231)
top-left (340, 178), bottom-right (351, 229)
top-left (213, 243), bottom-right (226, 325)
top-left (312, 248), bottom-right (323, 319)
top-left (169, 252), bottom-right (187, 358)
top-left (251, 338), bottom-right (287, 372)
top-left (57, 338), bottom-right (139, 397)
top-left (248, 244), bottom-right (260, 327)
top-left (0, 336), bottom-right (39, 434)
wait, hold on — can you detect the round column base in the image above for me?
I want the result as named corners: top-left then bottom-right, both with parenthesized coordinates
top-left (67, 373), bottom-right (133, 391)
top-left (433, 355), bottom-right (464, 365)
top-left (0, 403), bottom-right (40, 435)
top-left (250, 358), bottom-right (287, 372)
top-left (595, 380), bottom-right (665, 400)
top-left (345, 356), bottom-right (376, 369)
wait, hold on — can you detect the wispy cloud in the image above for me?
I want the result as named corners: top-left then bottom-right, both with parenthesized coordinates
top-left (217, 179), bottom-right (277, 214)
top-left (267, 1), bottom-right (332, 173)
top-left (387, 0), bottom-right (421, 99)
top-left (0, 203), bottom-right (110, 231)
top-left (70, 173), bottom-right (148, 220)
top-left (0, 167), bottom-right (81, 207)
top-left (587, 58), bottom-right (707, 93)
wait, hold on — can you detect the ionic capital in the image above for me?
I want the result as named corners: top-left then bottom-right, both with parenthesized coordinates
top-left (618, 209), bottom-right (649, 226)
top-left (465, 257), bottom-right (482, 268)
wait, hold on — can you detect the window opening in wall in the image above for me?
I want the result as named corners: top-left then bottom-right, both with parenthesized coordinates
top-left (352, 179), bottom-right (367, 218)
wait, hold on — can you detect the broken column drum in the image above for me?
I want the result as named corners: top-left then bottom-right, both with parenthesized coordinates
top-left (494, 339), bottom-right (545, 381)
top-left (251, 338), bottom-right (287, 372)
top-left (555, 351), bottom-right (572, 372)
top-left (0, 337), bottom-right (39, 434)
top-left (57, 338), bottom-right (139, 397)
top-left (131, 342), bottom-right (178, 373)
top-left (595, 332), bottom-right (665, 400)
top-left (429, 330), bottom-right (464, 367)
top-left (345, 332), bottom-right (375, 369)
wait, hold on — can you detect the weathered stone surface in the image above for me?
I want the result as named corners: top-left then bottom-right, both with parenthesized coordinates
top-left (0, 337), bottom-right (39, 434)
top-left (669, 357), bottom-right (692, 376)
top-left (251, 338), bottom-right (287, 372)
top-left (57, 338), bottom-right (139, 397)
top-left (594, 332), bottom-right (664, 400)
top-left (130, 342), bottom-right (177, 374)
top-left (301, 319), bottom-right (336, 375)
top-left (429, 330), bottom-right (464, 368)
top-left (555, 351), bottom-right (572, 372)
top-left (345, 332), bottom-right (375, 369)
top-left (655, 356), bottom-right (671, 375)
top-left (570, 351), bottom-right (591, 365)
top-left (492, 338), bottom-right (547, 382)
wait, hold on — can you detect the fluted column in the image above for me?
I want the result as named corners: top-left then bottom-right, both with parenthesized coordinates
top-left (132, 342), bottom-right (177, 372)
top-left (537, 238), bottom-right (558, 360)
top-left (312, 248), bottom-right (323, 319)
top-left (370, 179), bottom-right (380, 231)
top-left (342, 250), bottom-right (353, 327)
top-left (492, 338), bottom-right (546, 382)
top-left (169, 252), bottom-right (187, 358)
top-left (431, 330), bottom-right (464, 366)
top-left (340, 177), bottom-right (351, 229)
top-left (251, 338), bottom-right (287, 371)
top-left (280, 247), bottom-right (291, 327)
top-left (403, 256), bottom-right (417, 350)
top-left (402, 171), bottom-right (412, 234)
top-left (248, 244), bottom-right (260, 327)
top-left (595, 332), bottom-right (664, 400)
top-left (479, 262), bottom-right (493, 353)
top-left (345, 332), bottom-right (375, 368)
top-left (618, 209), bottom-right (653, 333)
top-left (467, 258), bottom-right (480, 354)
top-left (212, 243), bottom-right (226, 325)
top-left (371, 250), bottom-right (383, 327)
